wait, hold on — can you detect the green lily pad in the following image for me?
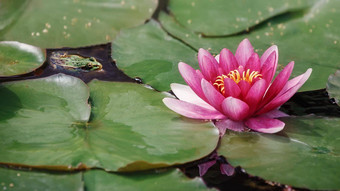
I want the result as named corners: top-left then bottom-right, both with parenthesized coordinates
top-left (159, 0), bottom-right (340, 91)
top-left (0, 0), bottom-right (157, 48)
top-left (326, 70), bottom-right (340, 106)
top-left (0, 74), bottom-right (219, 171)
top-left (87, 80), bottom-right (219, 171)
top-left (84, 169), bottom-right (214, 191)
top-left (0, 74), bottom-right (91, 168)
top-left (0, 167), bottom-right (83, 191)
top-left (168, 0), bottom-right (314, 36)
top-left (0, 0), bottom-right (27, 31)
top-left (113, 20), bottom-right (198, 91)
top-left (218, 116), bottom-right (340, 190)
top-left (0, 41), bottom-right (45, 76)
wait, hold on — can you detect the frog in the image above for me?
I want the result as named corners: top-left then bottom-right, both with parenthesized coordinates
top-left (50, 52), bottom-right (102, 71)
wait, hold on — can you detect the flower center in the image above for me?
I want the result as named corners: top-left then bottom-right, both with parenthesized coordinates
top-left (213, 69), bottom-right (262, 95)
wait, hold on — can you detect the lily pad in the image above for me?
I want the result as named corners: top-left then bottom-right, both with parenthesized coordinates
top-left (0, 74), bottom-right (219, 171)
top-left (327, 70), bottom-right (340, 106)
top-left (159, 0), bottom-right (340, 91)
top-left (0, 74), bottom-right (91, 168)
top-left (87, 80), bottom-right (219, 171)
top-left (168, 0), bottom-right (314, 36)
top-left (113, 20), bottom-right (197, 91)
top-left (0, 167), bottom-right (83, 191)
top-left (0, 0), bottom-right (27, 31)
top-left (218, 116), bottom-right (340, 190)
top-left (0, 0), bottom-right (157, 48)
top-left (0, 41), bottom-right (45, 76)
top-left (84, 169), bottom-right (213, 191)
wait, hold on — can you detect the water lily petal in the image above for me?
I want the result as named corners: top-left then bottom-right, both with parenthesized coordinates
top-left (170, 83), bottom-right (214, 110)
top-left (198, 160), bottom-right (216, 177)
top-left (220, 164), bottom-right (235, 176)
top-left (178, 62), bottom-right (206, 100)
top-left (196, 69), bottom-right (204, 79)
top-left (235, 38), bottom-right (254, 67)
top-left (245, 79), bottom-right (267, 104)
top-left (238, 80), bottom-right (251, 98)
top-left (244, 79), bottom-right (267, 113)
top-left (245, 52), bottom-right (261, 72)
top-left (279, 68), bottom-right (312, 95)
top-left (215, 119), bottom-right (246, 136)
top-left (261, 45), bottom-right (278, 67)
top-left (222, 97), bottom-right (249, 121)
top-left (257, 68), bottom-right (312, 115)
top-left (261, 51), bottom-right (277, 83)
top-left (198, 48), bottom-right (219, 81)
top-left (215, 54), bottom-right (220, 62)
top-left (224, 78), bottom-right (241, 98)
top-left (262, 61), bottom-right (294, 106)
top-left (245, 117), bottom-right (285, 133)
top-left (163, 98), bottom-right (226, 120)
top-left (219, 48), bottom-right (238, 74)
top-left (201, 79), bottom-right (225, 111)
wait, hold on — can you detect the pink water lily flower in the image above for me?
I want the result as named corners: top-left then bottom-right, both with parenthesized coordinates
top-left (163, 39), bottom-right (312, 134)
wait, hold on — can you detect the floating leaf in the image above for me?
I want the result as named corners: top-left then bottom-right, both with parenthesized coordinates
top-left (0, 75), bottom-right (219, 171)
top-left (0, 0), bottom-right (27, 31)
top-left (0, 167), bottom-right (83, 191)
top-left (0, 0), bottom-right (157, 48)
top-left (0, 74), bottom-right (91, 168)
top-left (327, 70), bottom-right (340, 106)
top-left (218, 116), bottom-right (340, 190)
top-left (159, 0), bottom-right (340, 91)
top-left (0, 41), bottom-right (45, 76)
top-left (87, 80), bottom-right (219, 171)
top-left (84, 169), bottom-right (213, 191)
top-left (168, 0), bottom-right (314, 36)
top-left (113, 20), bottom-right (197, 91)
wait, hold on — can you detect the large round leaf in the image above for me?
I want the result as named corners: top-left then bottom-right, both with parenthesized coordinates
top-left (169, 0), bottom-right (314, 36)
top-left (87, 80), bottom-right (219, 171)
top-left (0, 74), bottom-right (91, 168)
top-left (84, 169), bottom-right (214, 191)
top-left (113, 20), bottom-right (197, 91)
top-left (159, 0), bottom-right (340, 91)
top-left (0, 167), bottom-right (83, 191)
top-left (0, 0), bottom-right (27, 31)
top-left (0, 75), bottom-right (219, 171)
top-left (218, 116), bottom-right (340, 190)
top-left (327, 70), bottom-right (340, 106)
top-left (0, 41), bottom-right (45, 76)
top-left (0, 0), bottom-right (157, 48)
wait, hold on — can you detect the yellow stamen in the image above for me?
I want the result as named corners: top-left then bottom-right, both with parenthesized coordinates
top-left (213, 69), bottom-right (262, 95)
